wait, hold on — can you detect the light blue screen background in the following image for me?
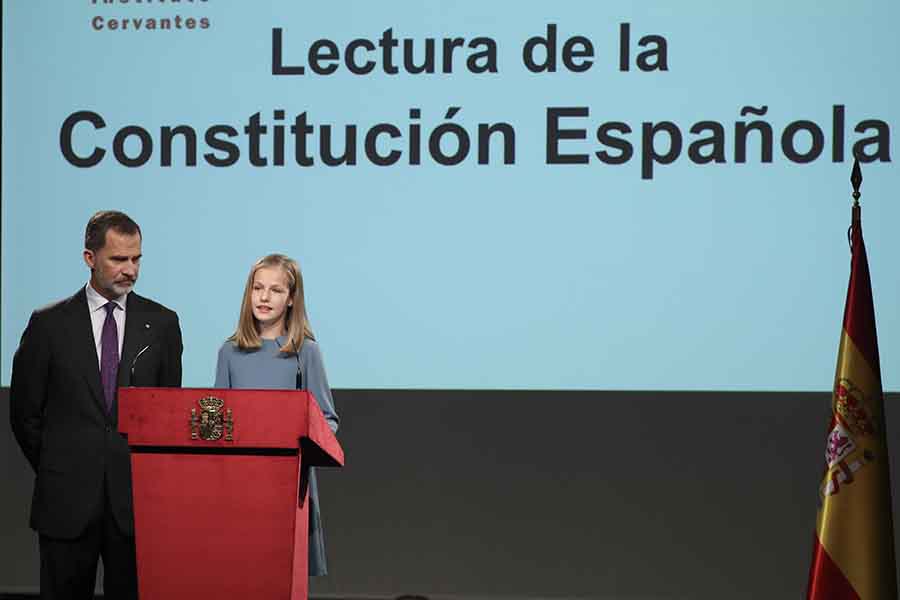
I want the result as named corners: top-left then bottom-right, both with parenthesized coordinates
top-left (3, 1), bottom-right (898, 390)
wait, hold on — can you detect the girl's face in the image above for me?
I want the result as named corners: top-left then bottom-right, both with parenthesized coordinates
top-left (251, 266), bottom-right (292, 336)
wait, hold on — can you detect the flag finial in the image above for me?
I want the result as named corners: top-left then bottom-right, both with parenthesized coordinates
top-left (850, 159), bottom-right (862, 207)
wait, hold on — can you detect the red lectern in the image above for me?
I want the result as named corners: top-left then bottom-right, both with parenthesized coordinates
top-left (119, 387), bottom-right (344, 600)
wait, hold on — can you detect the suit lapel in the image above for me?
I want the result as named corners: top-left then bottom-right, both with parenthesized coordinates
top-left (64, 288), bottom-right (106, 414)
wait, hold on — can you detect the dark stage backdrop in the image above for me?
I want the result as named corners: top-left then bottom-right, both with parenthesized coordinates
top-left (1, 387), bottom-right (898, 599)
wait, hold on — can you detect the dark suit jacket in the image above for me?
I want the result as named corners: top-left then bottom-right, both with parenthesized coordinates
top-left (9, 287), bottom-right (182, 539)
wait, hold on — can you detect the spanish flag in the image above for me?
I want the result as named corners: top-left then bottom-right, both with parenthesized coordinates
top-left (806, 162), bottom-right (898, 600)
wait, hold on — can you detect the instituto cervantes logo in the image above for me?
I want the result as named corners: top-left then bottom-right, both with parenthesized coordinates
top-left (89, 0), bottom-right (211, 32)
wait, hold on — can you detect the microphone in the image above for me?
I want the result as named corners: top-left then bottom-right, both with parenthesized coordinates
top-left (293, 340), bottom-right (303, 390)
top-left (130, 344), bottom-right (151, 383)
top-left (295, 352), bottom-right (304, 390)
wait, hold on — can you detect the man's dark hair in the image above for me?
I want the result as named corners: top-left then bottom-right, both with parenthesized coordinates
top-left (84, 210), bottom-right (141, 252)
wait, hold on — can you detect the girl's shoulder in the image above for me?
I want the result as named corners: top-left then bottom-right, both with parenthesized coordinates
top-left (298, 337), bottom-right (325, 363)
top-left (218, 338), bottom-right (256, 358)
top-left (217, 339), bottom-right (238, 355)
top-left (299, 337), bottom-right (320, 354)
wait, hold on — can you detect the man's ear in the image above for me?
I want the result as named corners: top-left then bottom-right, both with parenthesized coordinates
top-left (83, 249), bottom-right (96, 271)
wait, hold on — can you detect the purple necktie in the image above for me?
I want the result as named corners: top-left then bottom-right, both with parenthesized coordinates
top-left (100, 302), bottom-right (119, 414)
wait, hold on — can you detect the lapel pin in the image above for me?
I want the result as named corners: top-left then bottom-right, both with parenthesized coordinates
top-left (145, 322), bottom-right (151, 329)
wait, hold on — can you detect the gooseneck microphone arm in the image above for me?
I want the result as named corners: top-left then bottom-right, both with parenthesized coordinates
top-left (130, 344), bottom-right (151, 383)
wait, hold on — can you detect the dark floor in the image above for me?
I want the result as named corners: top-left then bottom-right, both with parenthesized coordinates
top-left (0, 596), bottom-right (422, 600)
top-left (0, 596), bottom-right (424, 600)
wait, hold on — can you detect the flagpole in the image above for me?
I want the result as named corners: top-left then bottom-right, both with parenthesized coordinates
top-left (851, 158), bottom-right (862, 222)
top-left (849, 159), bottom-right (862, 245)
top-left (806, 158), bottom-right (898, 600)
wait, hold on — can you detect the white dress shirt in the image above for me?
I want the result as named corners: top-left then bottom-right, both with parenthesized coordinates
top-left (85, 283), bottom-right (127, 367)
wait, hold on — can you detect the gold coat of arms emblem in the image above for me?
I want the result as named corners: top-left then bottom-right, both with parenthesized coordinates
top-left (190, 396), bottom-right (234, 441)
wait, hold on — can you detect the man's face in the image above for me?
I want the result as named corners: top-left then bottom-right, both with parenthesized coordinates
top-left (84, 229), bottom-right (142, 300)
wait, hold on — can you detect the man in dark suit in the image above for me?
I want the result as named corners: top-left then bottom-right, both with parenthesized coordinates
top-left (10, 210), bottom-right (183, 600)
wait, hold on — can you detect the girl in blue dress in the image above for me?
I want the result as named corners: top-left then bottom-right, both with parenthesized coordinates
top-left (214, 253), bottom-right (339, 576)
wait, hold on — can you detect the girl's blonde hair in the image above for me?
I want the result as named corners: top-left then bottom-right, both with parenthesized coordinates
top-left (230, 254), bottom-right (314, 353)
